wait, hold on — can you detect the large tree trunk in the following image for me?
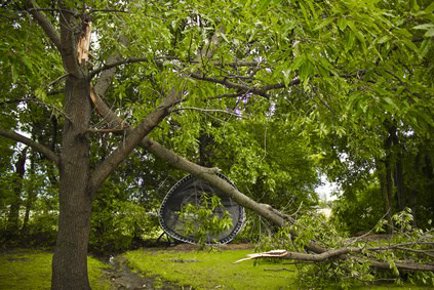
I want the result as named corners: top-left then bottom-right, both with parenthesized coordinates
top-left (52, 76), bottom-right (92, 290)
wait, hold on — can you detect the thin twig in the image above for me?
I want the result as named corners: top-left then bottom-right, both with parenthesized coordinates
top-left (87, 127), bottom-right (129, 133)
top-left (88, 8), bottom-right (128, 14)
top-left (171, 106), bottom-right (243, 118)
top-left (89, 57), bottom-right (150, 78)
top-left (346, 209), bottom-right (391, 246)
top-left (207, 92), bottom-right (245, 100)
top-left (48, 74), bottom-right (69, 87)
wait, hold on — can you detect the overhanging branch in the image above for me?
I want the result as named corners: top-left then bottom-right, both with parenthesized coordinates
top-left (26, 0), bottom-right (61, 52)
top-left (189, 73), bottom-right (300, 98)
top-left (88, 89), bottom-right (182, 195)
top-left (0, 128), bottom-right (60, 166)
top-left (170, 106), bottom-right (243, 118)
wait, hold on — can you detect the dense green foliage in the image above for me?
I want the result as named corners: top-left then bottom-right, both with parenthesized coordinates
top-left (259, 208), bottom-right (434, 289)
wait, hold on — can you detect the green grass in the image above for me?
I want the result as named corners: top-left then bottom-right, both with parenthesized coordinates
top-left (125, 248), bottom-right (298, 289)
top-left (1, 248), bottom-right (431, 289)
top-left (125, 248), bottom-right (433, 290)
top-left (0, 249), bottom-right (110, 290)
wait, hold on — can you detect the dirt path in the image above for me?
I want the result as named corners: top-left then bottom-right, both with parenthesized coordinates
top-left (104, 256), bottom-right (186, 290)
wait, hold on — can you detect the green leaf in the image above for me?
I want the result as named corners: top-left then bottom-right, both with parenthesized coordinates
top-left (10, 64), bottom-right (17, 83)
top-left (376, 35), bottom-right (390, 44)
top-left (413, 23), bottom-right (434, 30)
top-left (35, 88), bottom-right (47, 102)
top-left (424, 28), bottom-right (434, 37)
top-left (314, 17), bottom-right (335, 31)
top-left (337, 18), bottom-right (347, 31)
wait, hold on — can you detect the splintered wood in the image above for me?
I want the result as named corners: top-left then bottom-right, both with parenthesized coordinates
top-left (77, 20), bottom-right (92, 64)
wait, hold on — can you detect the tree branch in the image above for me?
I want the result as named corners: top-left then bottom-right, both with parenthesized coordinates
top-left (88, 90), bottom-right (182, 195)
top-left (236, 246), bottom-right (434, 272)
top-left (141, 136), bottom-right (328, 253)
top-left (58, 1), bottom-right (82, 77)
top-left (170, 106), bottom-right (243, 118)
top-left (189, 73), bottom-right (269, 98)
top-left (189, 73), bottom-right (300, 98)
top-left (26, 0), bottom-right (61, 51)
top-left (86, 127), bottom-right (128, 134)
top-left (93, 54), bottom-right (123, 98)
top-left (207, 92), bottom-right (246, 100)
top-left (0, 128), bottom-right (60, 166)
top-left (89, 57), bottom-right (150, 78)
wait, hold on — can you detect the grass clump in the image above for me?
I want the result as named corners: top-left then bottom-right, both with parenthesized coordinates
top-left (0, 249), bottom-right (110, 290)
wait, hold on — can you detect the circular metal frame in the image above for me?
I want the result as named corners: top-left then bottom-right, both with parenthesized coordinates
top-left (158, 174), bottom-right (245, 244)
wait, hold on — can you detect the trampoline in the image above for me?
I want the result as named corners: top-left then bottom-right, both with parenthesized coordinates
top-left (158, 174), bottom-right (245, 244)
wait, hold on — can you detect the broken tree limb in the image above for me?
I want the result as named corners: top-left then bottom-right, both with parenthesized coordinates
top-left (235, 245), bottom-right (434, 272)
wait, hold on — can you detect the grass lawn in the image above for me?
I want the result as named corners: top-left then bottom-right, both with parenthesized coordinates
top-left (125, 248), bottom-right (298, 289)
top-left (1, 247), bottom-right (431, 289)
top-left (125, 247), bottom-right (433, 290)
top-left (0, 249), bottom-right (110, 290)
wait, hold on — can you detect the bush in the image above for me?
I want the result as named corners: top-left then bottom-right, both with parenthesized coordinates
top-left (90, 199), bottom-right (159, 253)
top-left (331, 182), bottom-right (384, 235)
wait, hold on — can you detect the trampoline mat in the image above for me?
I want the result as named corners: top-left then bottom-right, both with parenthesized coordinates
top-left (159, 174), bottom-right (245, 244)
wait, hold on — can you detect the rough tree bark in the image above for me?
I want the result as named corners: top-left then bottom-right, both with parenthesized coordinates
top-left (51, 75), bottom-right (93, 289)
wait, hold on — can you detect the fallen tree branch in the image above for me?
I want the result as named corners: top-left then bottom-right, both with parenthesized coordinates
top-left (235, 245), bottom-right (434, 272)
top-left (87, 57), bottom-right (434, 284)
top-left (85, 40), bottom-right (434, 278)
